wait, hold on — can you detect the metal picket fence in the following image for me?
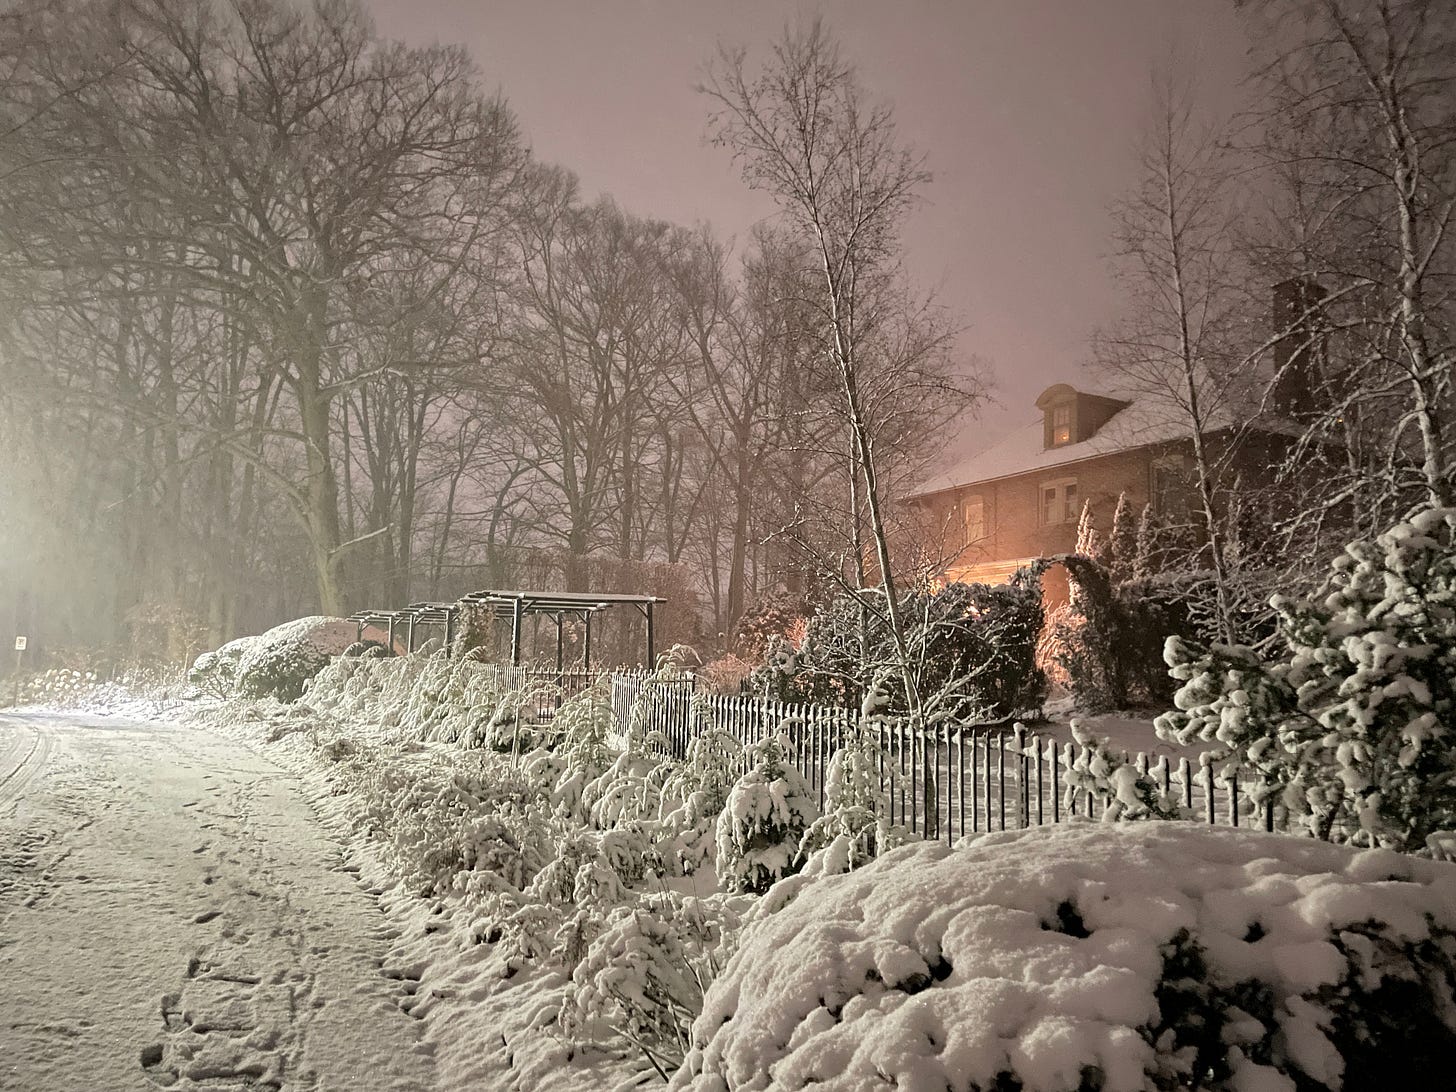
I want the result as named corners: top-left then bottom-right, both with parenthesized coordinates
top-left (610, 675), bottom-right (1279, 838)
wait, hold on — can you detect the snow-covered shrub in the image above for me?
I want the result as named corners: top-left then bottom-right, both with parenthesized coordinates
top-left (660, 724), bottom-right (744, 875)
top-left (1045, 554), bottom-right (1129, 713)
top-left (13, 662), bottom-right (178, 710)
top-left (526, 825), bottom-right (660, 915)
top-left (566, 892), bottom-right (746, 1081)
top-left (13, 666), bottom-right (98, 707)
top-left (734, 593), bottom-right (811, 663)
top-left (1158, 506), bottom-right (1456, 851)
top-left (585, 747), bottom-right (671, 829)
top-left (234, 616), bottom-right (347, 701)
top-left (1058, 720), bottom-right (1181, 822)
top-left (340, 639), bottom-right (388, 658)
top-left (340, 748), bottom-right (546, 897)
top-left (187, 635), bottom-right (256, 696)
top-left (699, 653), bottom-right (754, 696)
top-left (672, 823), bottom-right (1456, 1092)
top-left (548, 683), bottom-right (620, 817)
top-left (799, 701), bottom-right (903, 869)
top-left (757, 578), bottom-right (1046, 719)
top-left (716, 735), bottom-right (819, 894)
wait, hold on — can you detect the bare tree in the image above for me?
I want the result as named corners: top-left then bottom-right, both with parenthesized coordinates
top-left (702, 18), bottom-right (975, 707)
top-left (1094, 73), bottom-right (1246, 643)
top-left (1244, 0), bottom-right (1455, 514)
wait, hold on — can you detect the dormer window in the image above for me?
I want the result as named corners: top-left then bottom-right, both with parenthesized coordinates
top-left (1051, 404), bottom-right (1072, 446)
top-left (1035, 384), bottom-right (1132, 451)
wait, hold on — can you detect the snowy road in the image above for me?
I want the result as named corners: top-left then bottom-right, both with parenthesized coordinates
top-left (0, 712), bottom-right (436, 1092)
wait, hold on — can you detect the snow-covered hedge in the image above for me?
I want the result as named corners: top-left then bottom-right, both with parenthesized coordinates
top-left (301, 650), bottom-right (543, 749)
top-left (673, 823), bottom-right (1456, 1091)
top-left (233, 616), bottom-right (357, 701)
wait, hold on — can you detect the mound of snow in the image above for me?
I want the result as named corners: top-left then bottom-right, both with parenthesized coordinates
top-left (674, 822), bottom-right (1456, 1092)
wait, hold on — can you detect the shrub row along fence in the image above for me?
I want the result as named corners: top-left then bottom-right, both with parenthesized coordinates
top-left (607, 675), bottom-right (1280, 840)
top-left (461, 665), bottom-right (1275, 839)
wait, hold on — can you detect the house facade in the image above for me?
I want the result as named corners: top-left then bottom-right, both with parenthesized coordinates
top-left (908, 383), bottom-right (1283, 603)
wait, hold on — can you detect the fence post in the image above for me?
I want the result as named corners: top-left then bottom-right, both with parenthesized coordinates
top-left (997, 727), bottom-right (1006, 831)
top-left (1049, 739), bottom-right (1059, 823)
top-left (984, 732), bottom-right (993, 830)
top-left (1034, 733), bottom-right (1044, 826)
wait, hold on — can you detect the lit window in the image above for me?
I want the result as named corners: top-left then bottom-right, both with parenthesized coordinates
top-left (1040, 479), bottom-right (1078, 524)
top-left (1052, 404), bottom-right (1072, 445)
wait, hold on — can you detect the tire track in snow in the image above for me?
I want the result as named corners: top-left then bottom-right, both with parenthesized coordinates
top-left (0, 716), bottom-right (53, 812)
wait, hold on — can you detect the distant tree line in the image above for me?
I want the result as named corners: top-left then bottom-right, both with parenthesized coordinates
top-left (0, 0), bottom-right (968, 658)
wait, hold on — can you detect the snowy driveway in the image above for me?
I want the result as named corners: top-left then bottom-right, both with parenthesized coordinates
top-left (0, 712), bottom-right (435, 1091)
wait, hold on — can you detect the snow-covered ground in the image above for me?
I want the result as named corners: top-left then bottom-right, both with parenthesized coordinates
top-left (8, 657), bottom-right (1455, 1092)
top-left (0, 710), bottom-right (434, 1091)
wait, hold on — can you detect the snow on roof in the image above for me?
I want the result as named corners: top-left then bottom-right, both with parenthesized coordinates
top-left (910, 397), bottom-right (1246, 499)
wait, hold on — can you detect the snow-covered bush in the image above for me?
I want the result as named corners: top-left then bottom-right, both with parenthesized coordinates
top-left (340, 639), bottom-right (388, 658)
top-left (1158, 506), bottom-right (1456, 851)
top-left (756, 578), bottom-right (1046, 720)
top-left (188, 635), bottom-right (257, 697)
top-left (673, 823), bottom-right (1456, 1091)
top-left (299, 650), bottom-right (529, 747)
top-left (339, 748), bottom-right (546, 897)
top-left (798, 697), bottom-right (903, 869)
top-left (566, 892), bottom-right (746, 1081)
top-left (234, 616), bottom-right (350, 701)
top-left (547, 683), bottom-right (621, 817)
top-left (1059, 720), bottom-right (1181, 822)
top-left (525, 825), bottom-right (659, 912)
top-left (715, 735), bottom-right (819, 894)
top-left (660, 724), bottom-right (744, 875)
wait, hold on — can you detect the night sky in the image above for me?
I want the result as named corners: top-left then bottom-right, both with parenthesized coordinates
top-left (363, 0), bottom-right (1254, 460)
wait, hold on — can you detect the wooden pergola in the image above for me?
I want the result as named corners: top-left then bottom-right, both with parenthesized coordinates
top-left (348, 590), bottom-right (665, 668)
top-left (347, 602), bottom-right (457, 655)
top-left (458, 589), bottom-right (665, 669)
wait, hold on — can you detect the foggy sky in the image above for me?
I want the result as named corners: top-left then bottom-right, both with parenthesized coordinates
top-left (363, 0), bottom-right (1253, 461)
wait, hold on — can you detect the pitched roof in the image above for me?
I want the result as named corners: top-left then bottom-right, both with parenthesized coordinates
top-left (909, 397), bottom-right (1248, 499)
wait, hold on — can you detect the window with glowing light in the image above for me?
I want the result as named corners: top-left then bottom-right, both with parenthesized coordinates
top-left (1051, 404), bottom-right (1072, 445)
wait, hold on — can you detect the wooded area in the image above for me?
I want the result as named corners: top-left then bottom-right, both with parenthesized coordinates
top-left (0, 0), bottom-right (967, 658)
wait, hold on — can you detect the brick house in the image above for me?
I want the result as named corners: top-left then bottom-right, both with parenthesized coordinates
top-left (907, 382), bottom-right (1291, 604)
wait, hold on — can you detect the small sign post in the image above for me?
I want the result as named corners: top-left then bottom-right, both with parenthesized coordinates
top-left (11, 636), bottom-right (25, 707)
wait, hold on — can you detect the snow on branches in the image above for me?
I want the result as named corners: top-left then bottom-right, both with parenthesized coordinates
top-left (1159, 506), bottom-right (1456, 851)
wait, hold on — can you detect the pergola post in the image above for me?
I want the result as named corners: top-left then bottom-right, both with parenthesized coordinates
top-left (407, 612), bottom-right (416, 654)
top-left (355, 620), bottom-right (363, 644)
top-left (583, 611), bottom-right (592, 671)
top-left (443, 608), bottom-right (455, 658)
top-left (510, 598), bottom-right (524, 666)
top-left (645, 601), bottom-right (655, 666)
top-left (386, 615), bottom-right (396, 655)
top-left (554, 612), bottom-right (564, 677)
